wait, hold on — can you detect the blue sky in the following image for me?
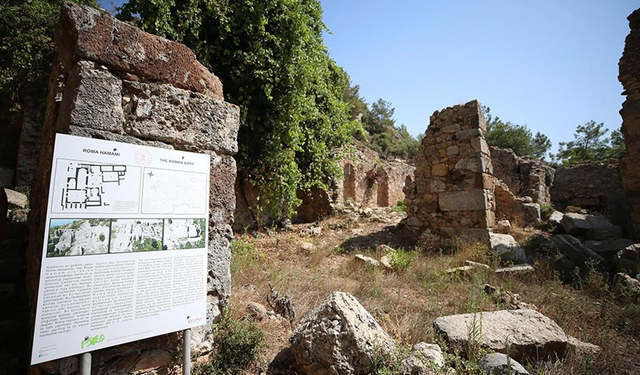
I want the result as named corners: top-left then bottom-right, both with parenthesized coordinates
top-left (99, 0), bottom-right (638, 151)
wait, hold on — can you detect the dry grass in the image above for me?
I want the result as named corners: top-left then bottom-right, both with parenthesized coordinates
top-left (223, 214), bottom-right (640, 374)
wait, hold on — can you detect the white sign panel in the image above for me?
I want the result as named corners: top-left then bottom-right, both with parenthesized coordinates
top-left (31, 134), bottom-right (210, 364)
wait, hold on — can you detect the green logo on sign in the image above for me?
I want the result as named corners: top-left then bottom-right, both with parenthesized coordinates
top-left (81, 334), bottom-right (105, 349)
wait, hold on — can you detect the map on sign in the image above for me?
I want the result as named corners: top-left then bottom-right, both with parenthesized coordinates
top-left (51, 159), bottom-right (141, 214)
top-left (142, 168), bottom-right (208, 214)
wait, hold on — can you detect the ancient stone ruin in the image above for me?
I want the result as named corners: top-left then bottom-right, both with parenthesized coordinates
top-left (619, 8), bottom-right (640, 241)
top-left (233, 141), bottom-right (415, 230)
top-left (22, 3), bottom-right (239, 373)
top-left (404, 100), bottom-right (496, 244)
top-left (490, 146), bottom-right (553, 205)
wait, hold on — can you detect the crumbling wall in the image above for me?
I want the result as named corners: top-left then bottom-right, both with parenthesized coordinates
top-left (404, 100), bottom-right (495, 244)
top-left (233, 141), bottom-right (415, 230)
top-left (550, 162), bottom-right (623, 212)
top-left (25, 3), bottom-right (239, 373)
top-left (334, 141), bottom-right (415, 209)
top-left (490, 146), bottom-right (553, 205)
top-left (619, 7), bottom-right (640, 240)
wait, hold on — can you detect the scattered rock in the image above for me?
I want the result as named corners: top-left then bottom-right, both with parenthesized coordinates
top-left (478, 353), bottom-right (529, 375)
top-left (548, 211), bottom-right (564, 226)
top-left (483, 284), bottom-right (537, 310)
top-left (246, 302), bottom-right (268, 321)
top-left (401, 342), bottom-right (445, 374)
top-left (306, 226), bottom-right (323, 236)
top-left (614, 272), bottom-right (640, 294)
top-left (376, 244), bottom-right (394, 253)
top-left (561, 213), bottom-right (591, 238)
top-left (495, 264), bottom-right (534, 275)
top-left (465, 260), bottom-right (491, 270)
top-left (489, 233), bottom-right (528, 264)
top-left (355, 254), bottom-right (381, 268)
top-left (446, 266), bottom-right (474, 275)
top-left (522, 202), bottom-right (541, 224)
top-left (494, 220), bottom-right (512, 234)
top-left (300, 241), bottom-right (316, 253)
top-left (290, 292), bottom-right (395, 375)
top-left (267, 283), bottom-right (295, 324)
top-left (433, 309), bottom-right (567, 361)
top-left (566, 335), bottom-right (601, 357)
top-left (585, 238), bottom-right (634, 258)
top-left (379, 255), bottom-right (393, 271)
top-left (551, 234), bottom-right (604, 267)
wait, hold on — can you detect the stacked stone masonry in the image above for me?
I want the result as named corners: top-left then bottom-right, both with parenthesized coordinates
top-left (550, 162), bottom-right (623, 212)
top-left (405, 100), bottom-right (496, 244)
top-left (490, 146), bottom-right (553, 205)
top-left (619, 7), bottom-right (640, 240)
top-left (24, 3), bottom-right (239, 374)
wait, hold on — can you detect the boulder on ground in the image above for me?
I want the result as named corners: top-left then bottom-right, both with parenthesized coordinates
top-left (290, 291), bottom-right (395, 375)
top-left (566, 335), bottom-right (601, 357)
top-left (614, 272), bottom-right (640, 294)
top-left (478, 353), bottom-right (529, 375)
top-left (433, 309), bottom-right (567, 362)
top-left (550, 234), bottom-right (604, 267)
top-left (489, 233), bottom-right (528, 264)
top-left (585, 238), bottom-right (634, 258)
top-left (615, 244), bottom-right (640, 275)
top-left (561, 213), bottom-right (591, 238)
top-left (548, 211), bottom-right (564, 226)
top-left (401, 342), bottom-right (444, 375)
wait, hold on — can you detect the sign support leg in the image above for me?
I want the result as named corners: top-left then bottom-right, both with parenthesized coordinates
top-left (80, 352), bottom-right (91, 375)
top-left (183, 328), bottom-right (191, 375)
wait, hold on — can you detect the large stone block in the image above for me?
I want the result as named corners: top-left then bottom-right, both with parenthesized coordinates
top-left (434, 309), bottom-right (567, 362)
top-left (439, 189), bottom-right (490, 211)
top-left (58, 60), bottom-right (124, 133)
top-left (123, 81), bottom-right (240, 154)
top-left (56, 2), bottom-right (223, 100)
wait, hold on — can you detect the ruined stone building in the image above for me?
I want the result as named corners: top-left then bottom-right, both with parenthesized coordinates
top-left (5, 4), bottom-right (239, 374)
top-left (619, 8), bottom-right (640, 241)
top-left (404, 100), bottom-right (497, 245)
top-left (233, 141), bottom-right (415, 230)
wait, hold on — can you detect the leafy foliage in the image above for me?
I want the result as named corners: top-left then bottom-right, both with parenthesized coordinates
top-left (483, 106), bottom-right (552, 159)
top-left (552, 120), bottom-right (626, 166)
top-left (118, 0), bottom-right (357, 219)
top-left (192, 309), bottom-right (266, 375)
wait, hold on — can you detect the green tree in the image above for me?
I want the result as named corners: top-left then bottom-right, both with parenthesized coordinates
top-left (360, 98), bottom-right (419, 159)
top-left (552, 120), bottom-right (626, 166)
top-left (343, 79), bottom-right (367, 121)
top-left (118, 0), bottom-right (357, 219)
top-left (483, 106), bottom-right (552, 159)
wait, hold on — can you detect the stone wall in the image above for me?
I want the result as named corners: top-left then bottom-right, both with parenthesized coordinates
top-left (25, 3), bottom-right (239, 374)
top-left (490, 146), bottom-right (553, 205)
top-left (550, 162), bottom-right (623, 212)
top-left (233, 141), bottom-right (415, 230)
top-left (404, 100), bottom-right (495, 245)
top-left (619, 7), bottom-right (640, 240)
top-left (336, 141), bottom-right (415, 209)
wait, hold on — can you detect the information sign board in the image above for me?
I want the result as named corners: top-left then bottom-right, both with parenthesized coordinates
top-left (31, 134), bottom-right (210, 364)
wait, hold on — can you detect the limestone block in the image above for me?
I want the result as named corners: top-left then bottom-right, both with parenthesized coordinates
top-left (489, 233), bottom-right (529, 264)
top-left (4, 189), bottom-right (27, 208)
top-left (432, 164), bottom-right (448, 177)
top-left (60, 60), bottom-right (124, 133)
top-left (441, 124), bottom-right (461, 133)
top-left (455, 156), bottom-right (489, 173)
top-left (56, 2), bottom-right (223, 100)
top-left (470, 137), bottom-right (490, 155)
top-left (478, 353), bottom-right (529, 375)
top-left (434, 309), bottom-right (567, 361)
top-left (439, 190), bottom-right (490, 211)
top-left (455, 128), bottom-right (481, 141)
top-left (290, 292), bottom-right (395, 375)
top-left (123, 82), bottom-right (240, 154)
top-left (446, 145), bottom-right (459, 155)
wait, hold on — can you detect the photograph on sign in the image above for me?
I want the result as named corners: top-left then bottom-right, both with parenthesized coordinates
top-left (31, 134), bottom-right (210, 365)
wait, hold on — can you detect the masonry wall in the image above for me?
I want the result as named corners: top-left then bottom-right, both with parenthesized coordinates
top-left (550, 162), bottom-right (623, 212)
top-left (490, 146), bottom-right (553, 205)
top-left (404, 100), bottom-right (495, 245)
top-left (619, 7), bottom-right (640, 240)
top-left (25, 4), bottom-right (239, 374)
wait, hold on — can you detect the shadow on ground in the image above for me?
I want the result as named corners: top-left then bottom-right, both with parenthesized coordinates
top-left (339, 224), bottom-right (417, 253)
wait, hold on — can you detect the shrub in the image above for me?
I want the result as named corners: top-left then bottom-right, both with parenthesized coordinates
top-left (193, 310), bottom-right (266, 375)
top-left (386, 247), bottom-right (417, 272)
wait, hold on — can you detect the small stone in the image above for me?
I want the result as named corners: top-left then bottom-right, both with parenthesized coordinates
top-left (495, 264), bottom-right (534, 274)
top-left (446, 265), bottom-right (474, 274)
top-left (355, 254), bottom-right (380, 268)
top-left (478, 353), bottom-right (529, 375)
top-left (465, 260), bottom-right (491, 269)
top-left (246, 302), bottom-right (268, 321)
top-left (300, 242), bottom-right (315, 253)
top-left (494, 220), bottom-right (512, 234)
top-left (566, 335), bottom-right (601, 357)
top-left (446, 145), bottom-right (459, 155)
top-left (4, 189), bottom-right (27, 208)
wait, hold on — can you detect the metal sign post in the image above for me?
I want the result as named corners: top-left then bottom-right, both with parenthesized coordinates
top-left (80, 352), bottom-right (91, 375)
top-left (183, 329), bottom-right (191, 375)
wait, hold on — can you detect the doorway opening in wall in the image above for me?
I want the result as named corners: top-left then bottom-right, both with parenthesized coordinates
top-left (343, 164), bottom-right (356, 205)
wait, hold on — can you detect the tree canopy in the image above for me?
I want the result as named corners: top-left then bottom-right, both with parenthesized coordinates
top-left (483, 106), bottom-right (552, 160)
top-left (118, 0), bottom-right (358, 219)
top-left (552, 120), bottom-right (625, 166)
